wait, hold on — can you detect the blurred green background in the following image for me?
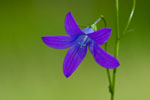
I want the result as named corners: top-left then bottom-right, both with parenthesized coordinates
top-left (0, 0), bottom-right (150, 100)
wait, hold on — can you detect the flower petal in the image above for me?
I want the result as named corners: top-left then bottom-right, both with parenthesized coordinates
top-left (89, 42), bottom-right (120, 69)
top-left (82, 27), bottom-right (95, 34)
top-left (87, 28), bottom-right (112, 45)
top-left (63, 44), bottom-right (87, 78)
top-left (65, 12), bottom-right (84, 36)
top-left (42, 35), bottom-right (73, 49)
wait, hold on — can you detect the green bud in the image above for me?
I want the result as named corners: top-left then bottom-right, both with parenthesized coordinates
top-left (91, 24), bottom-right (97, 31)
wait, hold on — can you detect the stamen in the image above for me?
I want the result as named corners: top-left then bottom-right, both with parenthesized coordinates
top-left (91, 15), bottom-right (107, 28)
top-left (78, 35), bottom-right (89, 48)
top-left (93, 17), bottom-right (102, 25)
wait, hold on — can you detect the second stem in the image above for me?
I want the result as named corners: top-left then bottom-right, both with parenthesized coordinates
top-left (111, 0), bottom-right (120, 100)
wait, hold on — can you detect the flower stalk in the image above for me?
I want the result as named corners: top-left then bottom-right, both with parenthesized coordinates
top-left (121, 0), bottom-right (136, 38)
top-left (111, 0), bottom-right (120, 99)
top-left (92, 16), bottom-right (113, 95)
top-left (111, 0), bottom-right (136, 100)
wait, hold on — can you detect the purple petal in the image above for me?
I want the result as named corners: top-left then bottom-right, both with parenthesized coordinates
top-left (82, 27), bottom-right (95, 34)
top-left (42, 35), bottom-right (73, 49)
top-left (65, 12), bottom-right (84, 36)
top-left (89, 42), bottom-right (120, 69)
top-left (63, 44), bottom-right (87, 78)
top-left (87, 28), bottom-right (112, 45)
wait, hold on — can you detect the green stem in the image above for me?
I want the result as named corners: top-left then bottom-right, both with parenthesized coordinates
top-left (111, 40), bottom-right (120, 100)
top-left (111, 0), bottom-right (120, 100)
top-left (104, 43), bottom-right (112, 94)
top-left (92, 16), bottom-right (113, 95)
top-left (101, 17), bottom-right (113, 96)
top-left (108, 0), bottom-right (137, 100)
top-left (98, 16), bottom-right (112, 94)
top-left (111, 0), bottom-right (136, 100)
top-left (121, 0), bottom-right (136, 38)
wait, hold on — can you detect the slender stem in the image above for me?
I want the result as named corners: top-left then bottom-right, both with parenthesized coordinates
top-left (102, 17), bottom-right (113, 96)
top-left (91, 15), bottom-right (107, 27)
top-left (92, 16), bottom-right (113, 95)
top-left (115, 0), bottom-right (120, 41)
top-left (106, 69), bottom-right (112, 87)
top-left (111, 0), bottom-right (120, 100)
top-left (111, 41), bottom-right (120, 100)
top-left (97, 16), bottom-right (112, 92)
top-left (121, 0), bottom-right (136, 38)
top-left (111, 0), bottom-right (136, 99)
top-left (101, 16), bottom-right (107, 27)
top-left (104, 43), bottom-right (112, 94)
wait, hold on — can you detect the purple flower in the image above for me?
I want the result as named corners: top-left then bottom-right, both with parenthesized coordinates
top-left (42, 12), bottom-right (120, 78)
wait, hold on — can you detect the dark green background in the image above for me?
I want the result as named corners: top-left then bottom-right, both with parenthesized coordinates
top-left (0, 0), bottom-right (149, 100)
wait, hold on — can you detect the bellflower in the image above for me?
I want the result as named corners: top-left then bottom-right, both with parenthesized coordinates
top-left (42, 12), bottom-right (120, 78)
